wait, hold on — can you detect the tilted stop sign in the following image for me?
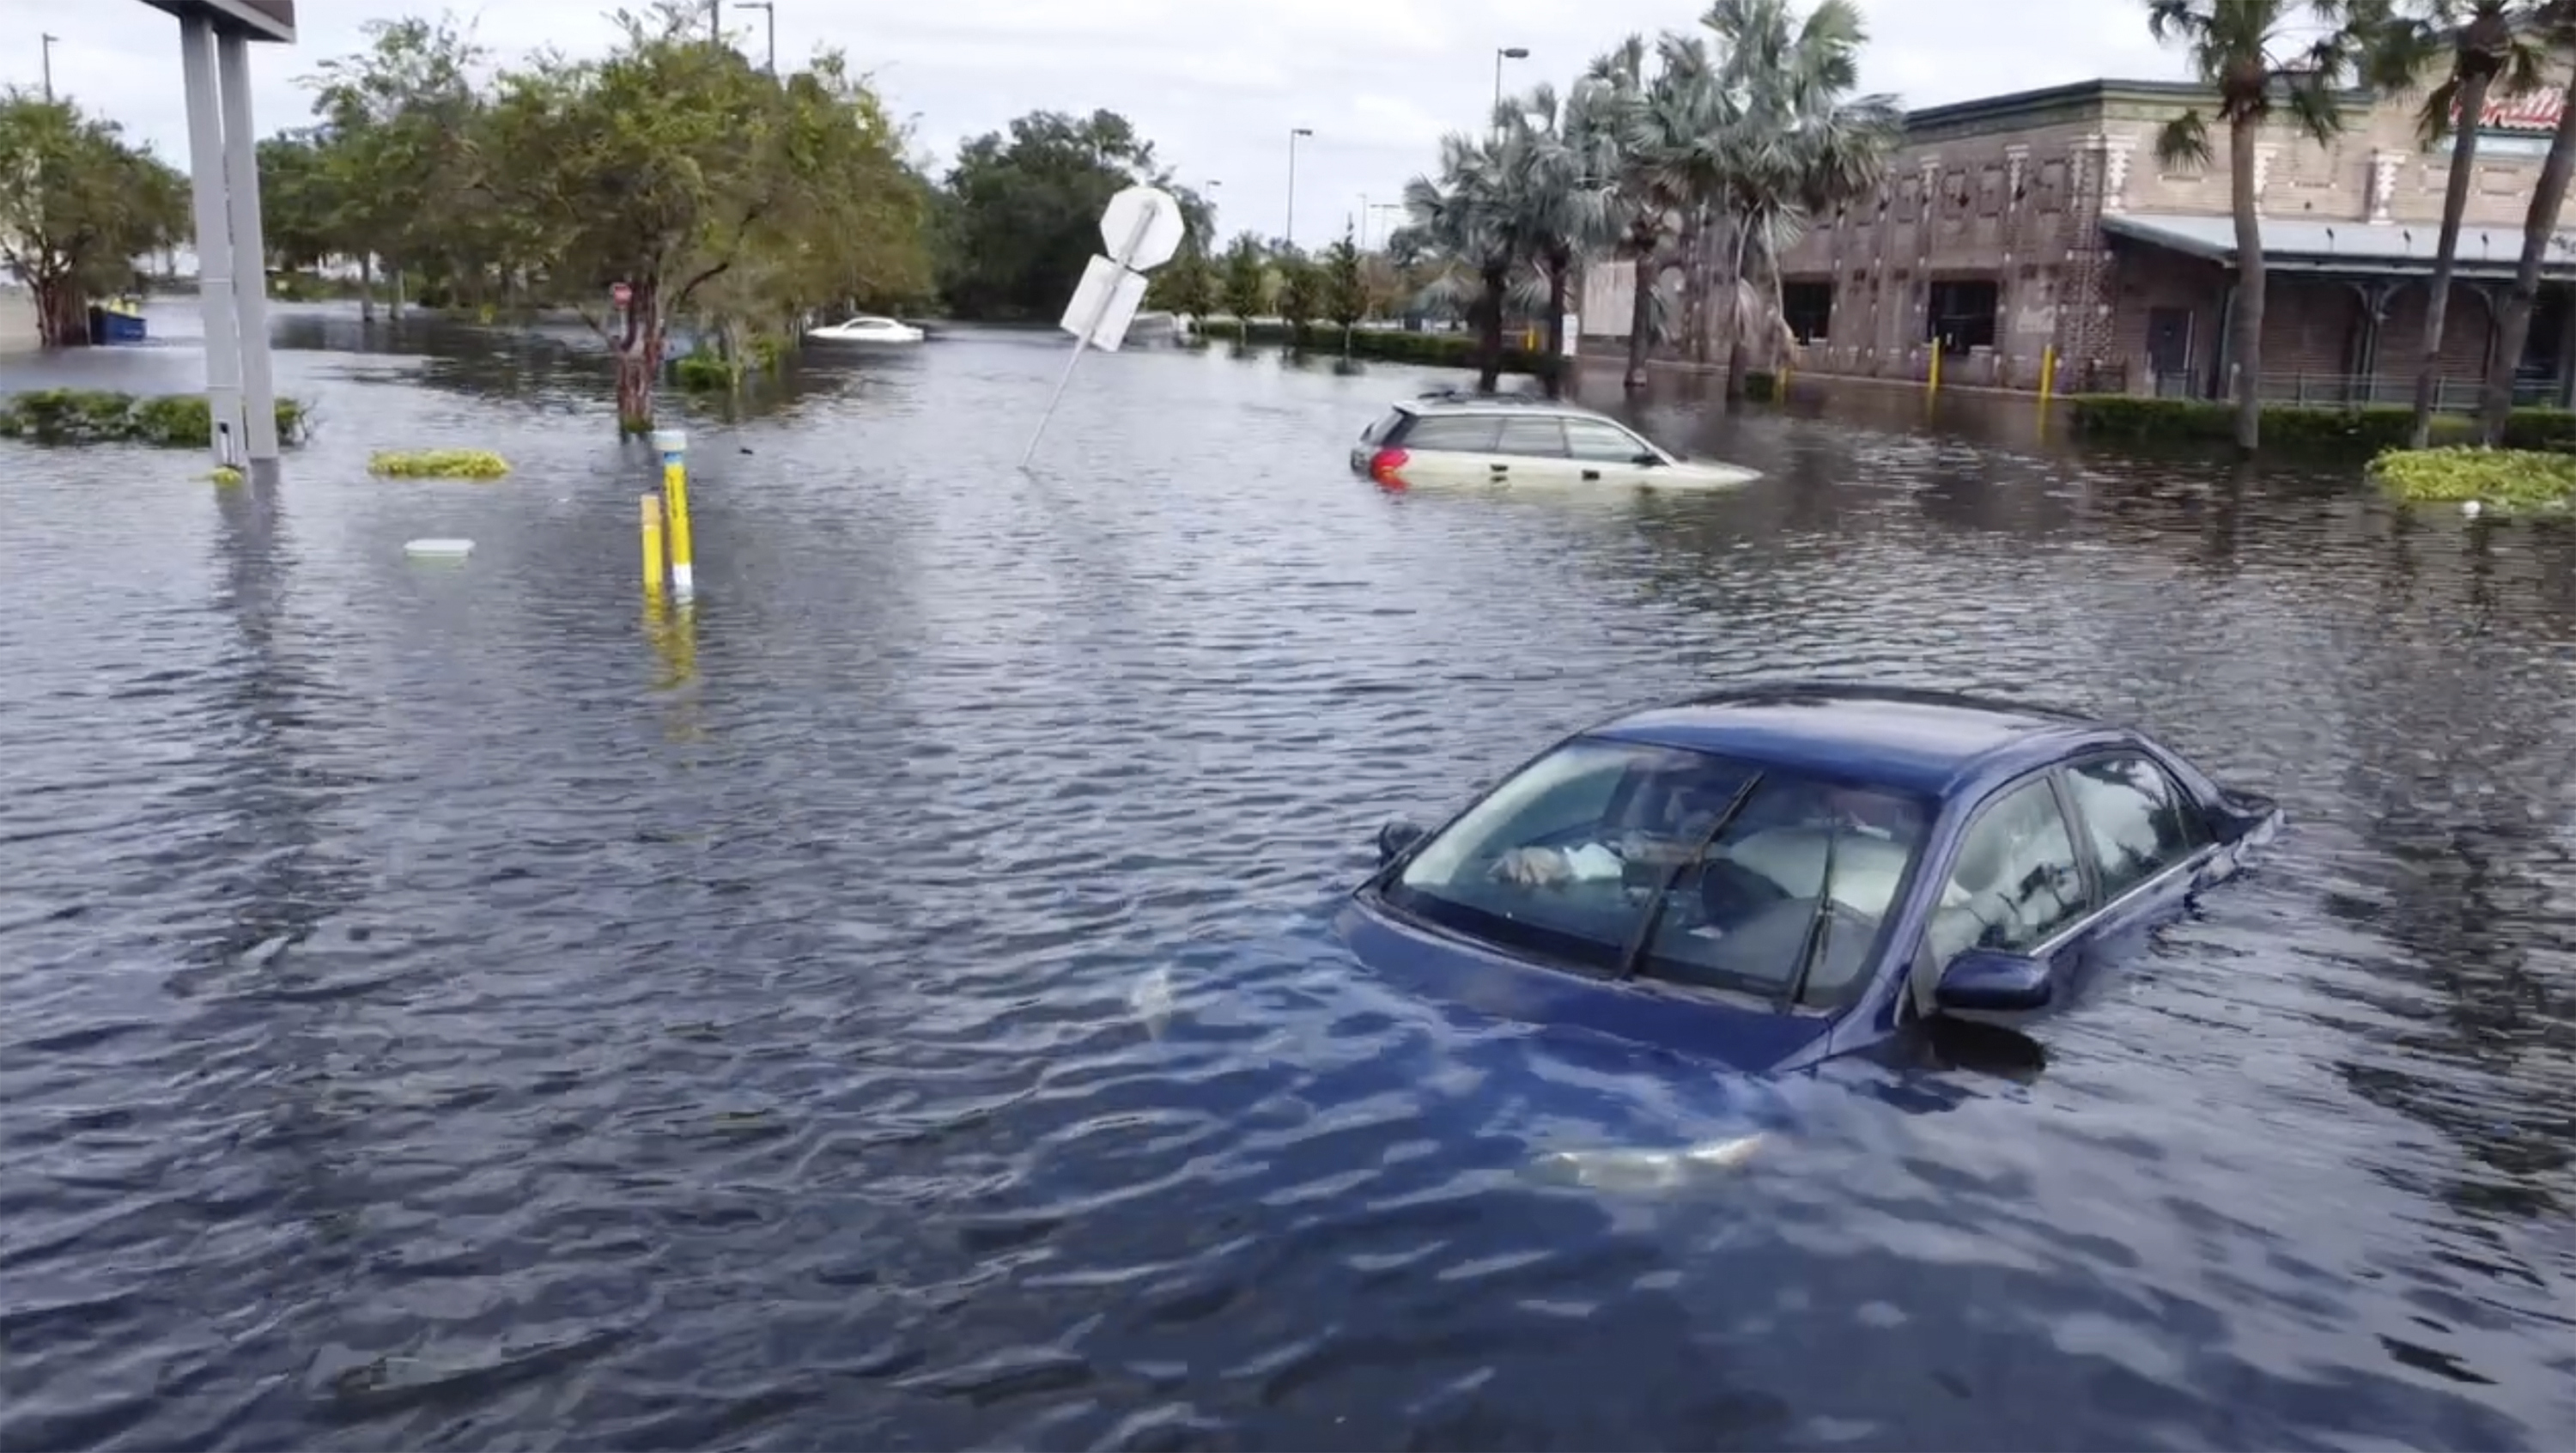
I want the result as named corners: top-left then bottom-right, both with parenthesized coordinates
top-left (1023, 185), bottom-right (1191, 468)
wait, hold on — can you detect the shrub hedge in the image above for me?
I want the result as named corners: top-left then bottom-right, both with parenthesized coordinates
top-left (0, 389), bottom-right (311, 447)
top-left (2067, 395), bottom-right (2576, 453)
top-left (1220, 321), bottom-right (1542, 375)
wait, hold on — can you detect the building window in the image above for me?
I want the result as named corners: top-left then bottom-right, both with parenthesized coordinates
top-left (1782, 282), bottom-right (1833, 343)
top-left (1925, 277), bottom-right (2000, 353)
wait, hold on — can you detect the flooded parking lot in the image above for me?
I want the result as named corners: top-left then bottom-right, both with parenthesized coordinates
top-left (3, 305), bottom-right (2573, 1450)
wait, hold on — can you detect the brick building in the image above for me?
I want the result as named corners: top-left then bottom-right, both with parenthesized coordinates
top-left (1578, 77), bottom-right (2576, 404)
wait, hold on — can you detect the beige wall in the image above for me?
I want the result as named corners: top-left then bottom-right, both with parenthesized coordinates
top-left (0, 285), bottom-right (36, 353)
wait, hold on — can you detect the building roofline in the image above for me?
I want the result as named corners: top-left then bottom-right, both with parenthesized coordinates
top-left (1902, 76), bottom-right (2378, 136)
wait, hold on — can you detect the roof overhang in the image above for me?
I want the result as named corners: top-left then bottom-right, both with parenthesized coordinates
top-left (2101, 210), bottom-right (2576, 281)
top-left (135, 0), bottom-right (295, 42)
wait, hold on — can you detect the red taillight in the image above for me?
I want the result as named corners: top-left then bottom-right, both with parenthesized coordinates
top-left (1369, 447), bottom-right (1409, 487)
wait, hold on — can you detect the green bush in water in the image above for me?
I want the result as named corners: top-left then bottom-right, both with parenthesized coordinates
top-left (2370, 447), bottom-right (2576, 510)
top-left (0, 389), bottom-right (310, 447)
top-left (368, 449), bottom-right (512, 480)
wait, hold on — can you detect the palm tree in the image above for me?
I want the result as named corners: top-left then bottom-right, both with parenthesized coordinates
top-left (1503, 83), bottom-right (1619, 397)
top-left (1395, 132), bottom-right (1517, 391)
top-left (1700, 0), bottom-right (1897, 400)
top-left (2478, 3), bottom-right (2576, 441)
top-left (2147, 0), bottom-right (2396, 454)
top-left (2385, 1), bottom-right (2549, 446)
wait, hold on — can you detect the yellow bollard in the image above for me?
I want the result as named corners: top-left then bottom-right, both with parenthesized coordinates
top-left (2039, 344), bottom-right (2057, 407)
top-left (641, 493), bottom-right (665, 599)
top-left (1927, 343), bottom-right (1942, 399)
top-left (653, 428), bottom-right (695, 601)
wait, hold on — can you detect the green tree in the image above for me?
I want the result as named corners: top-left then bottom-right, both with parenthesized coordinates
top-left (1151, 242), bottom-right (1218, 337)
top-left (306, 12), bottom-right (488, 319)
top-left (1276, 248), bottom-right (1321, 347)
top-left (2381, 0), bottom-right (2549, 445)
top-left (1322, 227), bottom-right (1367, 351)
top-left (1219, 233), bottom-right (1267, 339)
top-left (1394, 134), bottom-right (1518, 390)
top-left (2148, 0), bottom-right (2394, 454)
top-left (256, 130), bottom-right (339, 272)
top-left (0, 92), bottom-right (187, 346)
top-left (935, 109), bottom-right (1210, 320)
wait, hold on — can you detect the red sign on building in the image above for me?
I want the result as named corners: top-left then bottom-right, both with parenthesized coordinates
top-left (2479, 88), bottom-right (2566, 133)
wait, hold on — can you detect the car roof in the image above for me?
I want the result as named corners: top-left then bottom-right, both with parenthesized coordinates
top-left (1394, 389), bottom-right (1622, 422)
top-left (1586, 682), bottom-right (2118, 799)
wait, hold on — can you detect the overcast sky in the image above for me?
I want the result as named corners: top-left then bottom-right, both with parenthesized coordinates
top-left (6, 0), bottom-right (2188, 252)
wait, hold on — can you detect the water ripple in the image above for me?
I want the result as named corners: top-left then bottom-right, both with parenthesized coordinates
top-left (2, 310), bottom-right (2573, 1450)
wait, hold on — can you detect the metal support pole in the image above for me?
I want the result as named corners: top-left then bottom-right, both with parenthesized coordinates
top-left (218, 27), bottom-right (279, 465)
top-left (178, 14), bottom-right (246, 467)
top-left (40, 33), bottom-right (56, 102)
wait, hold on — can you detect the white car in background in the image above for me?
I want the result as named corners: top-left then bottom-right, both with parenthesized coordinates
top-left (1351, 392), bottom-right (1760, 491)
top-left (806, 315), bottom-right (926, 345)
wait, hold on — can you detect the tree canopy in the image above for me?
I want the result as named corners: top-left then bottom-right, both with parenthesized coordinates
top-left (935, 108), bottom-right (1214, 321)
top-left (0, 91), bottom-right (187, 346)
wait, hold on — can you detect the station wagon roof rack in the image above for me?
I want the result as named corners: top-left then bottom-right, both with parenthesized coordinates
top-left (1409, 386), bottom-right (1562, 406)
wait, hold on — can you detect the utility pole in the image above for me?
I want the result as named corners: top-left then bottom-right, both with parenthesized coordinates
top-left (1285, 126), bottom-right (1312, 252)
top-left (738, 1), bottom-right (775, 72)
top-left (709, 0), bottom-right (721, 44)
top-left (40, 33), bottom-right (57, 101)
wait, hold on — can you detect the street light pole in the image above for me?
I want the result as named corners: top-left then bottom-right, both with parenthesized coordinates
top-left (40, 32), bottom-right (57, 102)
top-left (1493, 46), bottom-right (1529, 121)
top-left (1285, 126), bottom-right (1312, 252)
top-left (738, 0), bottom-right (775, 71)
top-left (709, 0), bottom-right (721, 44)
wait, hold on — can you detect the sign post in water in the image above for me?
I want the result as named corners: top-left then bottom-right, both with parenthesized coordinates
top-left (1019, 185), bottom-right (1188, 469)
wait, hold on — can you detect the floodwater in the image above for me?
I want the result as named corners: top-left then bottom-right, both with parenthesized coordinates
top-left (4, 301), bottom-right (2573, 1451)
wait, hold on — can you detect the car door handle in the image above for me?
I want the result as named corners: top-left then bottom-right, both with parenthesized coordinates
top-left (1488, 463), bottom-right (1509, 475)
top-left (1580, 468), bottom-right (1601, 481)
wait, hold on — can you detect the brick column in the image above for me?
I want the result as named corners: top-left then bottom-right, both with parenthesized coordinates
top-left (2056, 133), bottom-right (2121, 389)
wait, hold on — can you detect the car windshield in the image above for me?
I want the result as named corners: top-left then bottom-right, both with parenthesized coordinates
top-left (1384, 737), bottom-right (1932, 1009)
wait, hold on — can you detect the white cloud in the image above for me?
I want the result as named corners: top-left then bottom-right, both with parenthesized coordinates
top-left (2, 0), bottom-right (2194, 253)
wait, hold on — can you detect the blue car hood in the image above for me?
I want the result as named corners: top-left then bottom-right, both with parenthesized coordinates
top-left (1334, 896), bottom-right (1838, 1076)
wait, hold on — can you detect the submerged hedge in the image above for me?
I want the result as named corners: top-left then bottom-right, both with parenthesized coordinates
top-left (2371, 447), bottom-right (2576, 510)
top-left (2068, 395), bottom-right (2576, 453)
top-left (0, 389), bottom-right (311, 447)
top-left (1215, 321), bottom-right (1543, 374)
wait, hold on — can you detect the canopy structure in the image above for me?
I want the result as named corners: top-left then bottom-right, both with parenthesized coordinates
top-left (134, 1), bottom-right (295, 471)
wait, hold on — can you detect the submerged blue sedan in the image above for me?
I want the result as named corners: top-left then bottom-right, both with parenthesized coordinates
top-left (1338, 684), bottom-right (2281, 1075)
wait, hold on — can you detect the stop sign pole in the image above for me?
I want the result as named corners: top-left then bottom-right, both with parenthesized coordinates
top-left (1019, 185), bottom-right (1187, 470)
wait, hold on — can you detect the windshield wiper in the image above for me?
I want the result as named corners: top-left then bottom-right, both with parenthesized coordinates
top-left (1613, 772), bottom-right (1765, 982)
top-left (1778, 822), bottom-right (1844, 1010)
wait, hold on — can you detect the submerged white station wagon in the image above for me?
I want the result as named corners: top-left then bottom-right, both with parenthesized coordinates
top-left (1351, 391), bottom-right (1762, 492)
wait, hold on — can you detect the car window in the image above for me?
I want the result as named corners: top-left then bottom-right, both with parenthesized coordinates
top-left (1641, 779), bottom-right (1931, 1007)
top-left (1564, 418), bottom-right (1651, 463)
top-left (1390, 739), bottom-right (1758, 973)
top-left (1922, 777), bottom-right (2088, 970)
top-left (1495, 416), bottom-right (1568, 458)
top-left (2064, 754), bottom-right (2206, 901)
top-left (1398, 415), bottom-right (1504, 453)
top-left (1360, 409), bottom-right (1410, 445)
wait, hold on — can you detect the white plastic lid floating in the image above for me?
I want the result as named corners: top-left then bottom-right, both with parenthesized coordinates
top-left (404, 538), bottom-right (475, 558)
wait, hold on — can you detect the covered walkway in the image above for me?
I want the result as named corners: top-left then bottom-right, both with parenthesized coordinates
top-left (2100, 211), bottom-right (2576, 410)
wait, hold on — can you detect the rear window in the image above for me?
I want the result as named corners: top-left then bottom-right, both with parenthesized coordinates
top-left (1399, 415), bottom-right (1505, 453)
top-left (1360, 409), bottom-right (1410, 445)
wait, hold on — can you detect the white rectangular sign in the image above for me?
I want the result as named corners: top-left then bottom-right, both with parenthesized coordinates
top-left (1059, 254), bottom-right (1151, 353)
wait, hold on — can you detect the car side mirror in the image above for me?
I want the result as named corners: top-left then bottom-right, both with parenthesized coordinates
top-left (1376, 818), bottom-right (1428, 866)
top-left (1932, 948), bottom-right (2052, 1013)
top-left (1631, 452), bottom-right (1662, 467)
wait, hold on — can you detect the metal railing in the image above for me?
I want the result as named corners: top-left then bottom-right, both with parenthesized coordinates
top-left (2151, 372), bottom-right (2565, 410)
